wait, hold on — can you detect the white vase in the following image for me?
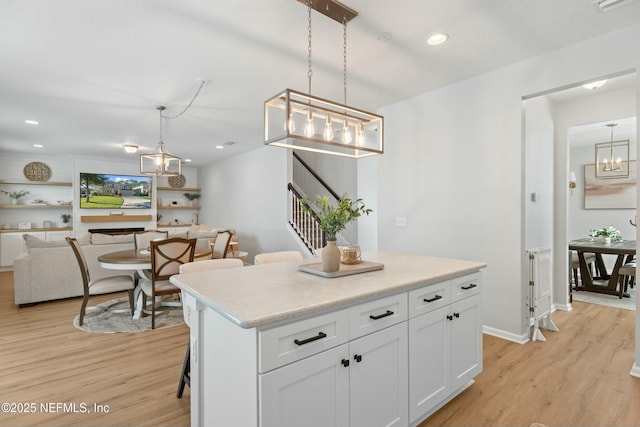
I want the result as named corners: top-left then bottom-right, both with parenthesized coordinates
top-left (322, 240), bottom-right (341, 273)
top-left (10, 198), bottom-right (17, 205)
top-left (604, 237), bottom-right (612, 244)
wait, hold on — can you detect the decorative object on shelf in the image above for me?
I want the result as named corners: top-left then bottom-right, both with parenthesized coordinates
top-left (301, 194), bottom-right (371, 272)
top-left (57, 200), bottom-right (72, 206)
top-left (61, 213), bottom-right (72, 226)
top-left (18, 221), bottom-right (31, 230)
top-left (589, 226), bottom-right (622, 244)
top-left (168, 174), bottom-right (186, 188)
top-left (595, 123), bottom-right (629, 180)
top-left (140, 80), bottom-right (206, 177)
top-left (183, 192), bottom-right (201, 206)
top-left (264, 0), bottom-right (383, 159)
top-left (43, 220), bottom-right (52, 228)
top-left (341, 245), bottom-right (361, 265)
top-left (2, 224), bottom-right (10, 230)
top-left (23, 161), bottom-right (51, 181)
top-left (1, 189), bottom-right (30, 205)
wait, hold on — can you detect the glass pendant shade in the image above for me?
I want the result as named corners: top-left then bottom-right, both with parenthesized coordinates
top-left (265, 89), bottom-right (383, 159)
top-left (140, 141), bottom-right (182, 177)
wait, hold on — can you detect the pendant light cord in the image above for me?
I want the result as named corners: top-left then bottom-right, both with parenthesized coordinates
top-left (307, 0), bottom-right (313, 95)
top-left (343, 17), bottom-right (348, 108)
top-left (161, 79), bottom-right (207, 120)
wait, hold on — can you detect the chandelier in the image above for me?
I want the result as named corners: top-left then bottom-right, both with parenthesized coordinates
top-left (140, 106), bottom-right (183, 176)
top-left (264, 0), bottom-right (384, 159)
top-left (595, 123), bottom-right (629, 179)
top-left (140, 80), bottom-right (206, 176)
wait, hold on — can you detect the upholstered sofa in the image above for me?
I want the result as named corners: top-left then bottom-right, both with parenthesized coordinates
top-left (13, 226), bottom-right (235, 306)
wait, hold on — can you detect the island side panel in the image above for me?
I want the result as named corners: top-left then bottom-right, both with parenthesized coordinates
top-left (193, 301), bottom-right (258, 427)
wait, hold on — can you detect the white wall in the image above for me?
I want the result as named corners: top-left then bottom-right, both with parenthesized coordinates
top-left (198, 146), bottom-right (300, 263)
top-left (370, 24), bottom-right (640, 342)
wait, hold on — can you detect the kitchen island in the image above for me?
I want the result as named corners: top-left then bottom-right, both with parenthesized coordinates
top-left (171, 251), bottom-right (486, 427)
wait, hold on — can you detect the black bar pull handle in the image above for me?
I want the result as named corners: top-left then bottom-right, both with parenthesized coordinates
top-left (461, 283), bottom-right (477, 290)
top-left (454, 312), bottom-right (460, 318)
top-left (424, 295), bottom-right (443, 303)
top-left (354, 354), bottom-right (362, 363)
top-left (447, 315), bottom-right (453, 321)
top-left (294, 331), bottom-right (327, 346)
top-left (341, 359), bottom-right (350, 368)
top-left (369, 310), bottom-right (394, 320)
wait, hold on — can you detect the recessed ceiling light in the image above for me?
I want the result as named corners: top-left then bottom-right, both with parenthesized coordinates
top-left (427, 33), bottom-right (449, 46)
top-left (184, 159), bottom-right (192, 163)
top-left (25, 120), bottom-right (39, 125)
top-left (582, 80), bottom-right (608, 90)
top-left (215, 145), bottom-right (224, 149)
top-left (122, 144), bottom-right (139, 153)
top-left (216, 141), bottom-right (235, 149)
top-left (33, 144), bottom-right (44, 148)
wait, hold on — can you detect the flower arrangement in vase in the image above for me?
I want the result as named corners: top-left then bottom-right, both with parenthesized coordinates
top-left (589, 226), bottom-right (621, 244)
top-left (301, 194), bottom-right (371, 272)
top-left (1, 189), bottom-right (30, 205)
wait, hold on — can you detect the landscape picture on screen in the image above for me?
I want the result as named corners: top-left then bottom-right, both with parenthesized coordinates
top-left (79, 173), bottom-right (152, 209)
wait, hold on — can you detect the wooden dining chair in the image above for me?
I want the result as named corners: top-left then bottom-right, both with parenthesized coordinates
top-left (133, 230), bottom-right (169, 282)
top-left (140, 237), bottom-right (196, 329)
top-left (176, 258), bottom-right (244, 398)
top-left (211, 230), bottom-right (232, 259)
top-left (66, 237), bottom-right (135, 326)
top-left (618, 262), bottom-right (636, 298)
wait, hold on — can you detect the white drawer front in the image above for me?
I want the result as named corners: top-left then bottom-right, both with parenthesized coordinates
top-left (408, 280), bottom-right (450, 318)
top-left (451, 273), bottom-right (481, 302)
top-left (259, 309), bottom-right (349, 373)
top-left (348, 293), bottom-right (407, 340)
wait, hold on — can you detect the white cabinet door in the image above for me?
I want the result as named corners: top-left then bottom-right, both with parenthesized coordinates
top-left (46, 230), bottom-right (71, 242)
top-left (349, 322), bottom-right (408, 427)
top-left (450, 294), bottom-right (482, 390)
top-left (260, 344), bottom-right (350, 427)
top-left (408, 305), bottom-right (451, 422)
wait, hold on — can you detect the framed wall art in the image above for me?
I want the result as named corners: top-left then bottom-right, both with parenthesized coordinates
top-left (584, 160), bottom-right (637, 209)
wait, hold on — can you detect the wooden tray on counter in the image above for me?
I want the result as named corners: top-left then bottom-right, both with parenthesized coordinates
top-left (298, 260), bottom-right (384, 278)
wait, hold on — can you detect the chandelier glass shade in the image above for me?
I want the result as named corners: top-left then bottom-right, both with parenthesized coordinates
top-left (594, 123), bottom-right (629, 179)
top-left (265, 89), bottom-right (383, 159)
top-left (140, 105), bottom-right (183, 177)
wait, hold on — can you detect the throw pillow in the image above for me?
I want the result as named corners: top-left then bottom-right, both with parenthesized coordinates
top-left (90, 233), bottom-right (134, 245)
top-left (23, 234), bottom-right (68, 252)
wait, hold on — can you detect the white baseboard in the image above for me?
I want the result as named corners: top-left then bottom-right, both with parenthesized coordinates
top-left (482, 325), bottom-right (529, 344)
top-left (630, 363), bottom-right (640, 378)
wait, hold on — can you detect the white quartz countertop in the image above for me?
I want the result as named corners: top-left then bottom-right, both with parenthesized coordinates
top-left (170, 251), bottom-right (486, 329)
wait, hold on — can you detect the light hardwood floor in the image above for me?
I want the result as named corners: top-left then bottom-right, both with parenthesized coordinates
top-left (1, 271), bottom-right (639, 427)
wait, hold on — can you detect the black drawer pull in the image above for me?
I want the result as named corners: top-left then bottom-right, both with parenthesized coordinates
top-left (341, 358), bottom-right (350, 368)
top-left (461, 283), bottom-right (477, 290)
top-left (354, 354), bottom-right (362, 363)
top-left (424, 295), bottom-right (443, 303)
top-left (369, 310), bottom-right (394, 320)
top-left (294, 332), bottom-right (327, 346)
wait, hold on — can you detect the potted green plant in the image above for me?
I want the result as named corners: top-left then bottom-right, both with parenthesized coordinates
top-left (61, 214), bottom-right (72, 227)
top-left (183, 193), bottom-right (201, 207)
top-left (1, 189), bottom-right (30, 205)
top-left (589, 226), bottom-right (621, 244)
top-left (301, 194), bottom-right (371, 272)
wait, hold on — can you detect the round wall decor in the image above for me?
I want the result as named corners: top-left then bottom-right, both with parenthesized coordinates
top-left (168, 174), bottom-right (186, 188)
top-left (23, 161), bottom-right (51, 181)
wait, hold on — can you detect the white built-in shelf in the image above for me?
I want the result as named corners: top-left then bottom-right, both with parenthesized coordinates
top-left (157, 187), bottom-right (201, 192)
top-left (157, 205), bottom-right (201, 210)
top-left (0, 180), bottom-right (72, 186)
top-left (0, 204), bottom-right (72, 209)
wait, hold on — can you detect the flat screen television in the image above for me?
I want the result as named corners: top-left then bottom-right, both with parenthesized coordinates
top-left (79, 173), bottom-right (152, 209)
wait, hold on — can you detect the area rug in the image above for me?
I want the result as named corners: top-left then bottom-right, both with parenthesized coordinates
top-left (573, 284), bottom-right (636, 311)
top-left (72, 297), bottom-right (185, 333)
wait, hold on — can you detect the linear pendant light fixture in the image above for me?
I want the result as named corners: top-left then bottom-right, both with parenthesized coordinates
top-left (264, 0), bottom-right (384, 159)
top-left (595, 123), bottom-right (630, 179)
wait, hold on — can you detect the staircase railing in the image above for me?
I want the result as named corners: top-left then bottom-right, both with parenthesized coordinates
top-left (288, 183), bottom-right (325, 253)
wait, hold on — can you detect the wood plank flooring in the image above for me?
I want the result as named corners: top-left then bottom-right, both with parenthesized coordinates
top-left (1, 271), bottom-right (638, 427)
top-left (0, 271), bottom-right (190, 427)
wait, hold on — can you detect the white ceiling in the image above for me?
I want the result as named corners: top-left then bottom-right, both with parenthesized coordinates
top-left (1, 0), bottom-right (639, 167)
